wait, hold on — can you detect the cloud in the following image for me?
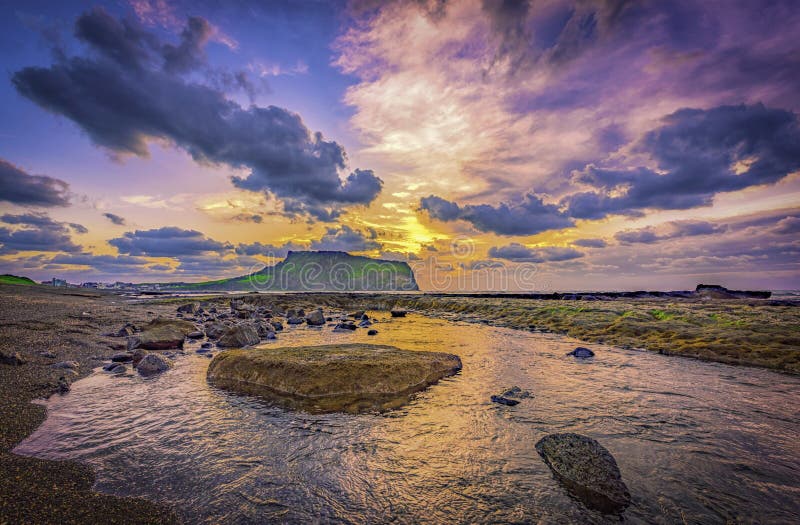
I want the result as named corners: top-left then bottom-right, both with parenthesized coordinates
top-left (109, 226), bottom-right (232, 257)
top-left (564, 104), bottom-right (800, 219)
top-left (379, 250), bottom-right (420, 261)
top-left (13, 8), bottom-right (382, 221)
top-left (0, 158), bottom-right (71, 207)
top-left (103, 212), bottom-right (126, 225)
top-left (0, 213), bottom-right (84, 254)
top-left (231, 213), bottom-right (263, 223)
top-left (615, 220), bottom-right (728, 244)
top-left (420, 193), bottom-right (573, 235)
top-left (573, 238), bottom-right (607, 248)
top-left (235, 241), bottom-right (306, 258)
top-left (773, 216), bottom-right (800, 235)
top-left (489, 243), bottom-right (583, 262)
top-left (309, 225), bottom-right (381, 252)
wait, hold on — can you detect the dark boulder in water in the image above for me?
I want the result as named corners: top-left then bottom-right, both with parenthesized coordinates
top-left (535, 433), bottom-right (631, 513)
top-left (367, 329), bottom-right (378, 336)
top-left (390, 309), bottom-right (407, 318)
top-left (567, 347), bottom-right (595, 358)
top-left (490, 395), bottom-right (519, 406)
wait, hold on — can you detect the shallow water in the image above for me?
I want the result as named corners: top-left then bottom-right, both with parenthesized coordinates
top-left (14, 313), bottom-right (800, 524)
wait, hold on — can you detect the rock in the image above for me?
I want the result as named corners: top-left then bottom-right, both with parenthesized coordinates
top-left (127, 336), bottom-right (141, 351)
top-left (110, 324), bottom-right (136, 337)
top-left (196, 347), bottom-right (211, 354)
top-left (52, 361), bottom-right (79, 370)
top-left (201, 342), bottom-right (213, 349)
top-left (135, 354), bottom-right (172, 376)
top-left (567, 347), bottom-right (595, 358)
top-left (208, 307), bottom-right (218, 314)
top-left (207, 344), bottom-right (463, 413)
top-left (349, 310), bottom-right (365, 319)
top-left (390, 309), bottom-right (407, 318)
top-left (305, 308), bottom-right (326, 326)
top-left (333, 322), bottom-right (357, 332)
top-left (110, 352), bottom-right (133, 362)
top-left (286, 316), bottom-right (305, 325)
top-left (265, 332), bottom-right (277, 340)
top-left (132, 348), bottom-right (148, 366)
top-left (103, 363), bottom-right (127, 374)
top-left (256, 322), bottom-right (275, 338)
top-left (270, 321), bottom-right (284, 331)
top-left (535, 433), bottom-right (631, 513)
top-left (187, 331), bottom-right (205, 339)
top-left (138, 318), bottom-right (196, 350)
top-left (177, 303), bottom-right (199, 314)
top-left (205, 322), bottom-right (227, 340)
top-left (358, 319), bottom-right (372, 327)
top-left (490, 395), bottom-right (519, 406)
top-left (39, 351), bottom-right (57, 359)
top-left (217, 324), bottom-right (260, 348)
top-left (367, 329), bottom-right (378, 336)
top-left (0, 350), bottom-right (25, 366)
top-left (500, 386), bottom-right (532, 399)
top-left (57, 377), bottom-right (70, 394)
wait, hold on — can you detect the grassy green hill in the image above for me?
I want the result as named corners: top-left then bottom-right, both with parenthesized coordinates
top-left (161, 251), bottom-right (419, 292)
top-left (0, 274), bottom-right (37, 286)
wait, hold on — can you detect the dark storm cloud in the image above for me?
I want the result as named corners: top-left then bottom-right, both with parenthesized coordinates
top-left (109, 227), bottom-right (232, 257)
top-left (162, 16), bottom-right (213, 73)
top-left (488, 243), bottom-right (583, 263)
top-left (12, 8), bottom-right (382, 220)
top-left (563, 104), bottom-right (800, 219)
top-left (0, 158), bottom-right (71, 207)
top-left (309, 225), bottom-right (381, 252)
top-left (103, 212), bottom-right (126, 225)
top-left (0, 213), bottom-right (83, 254)
top-left (420, 193), bottom-right (573, 235)
top-left (615, 220), bottom-right (728, 245)
top-left (48, 253), bottom-right (151, 271)
top-left (573, 238), bottom-right (607, 248)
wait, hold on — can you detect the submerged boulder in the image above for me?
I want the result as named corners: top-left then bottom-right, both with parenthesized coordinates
top-left (217, 324), bottom-right (260, 348)
top-left (535, 433), bottom-right (631, 513)
top-left (207, 344), bottom-right (462, 413)
top-left (138, 318), bottom-right (196, 350)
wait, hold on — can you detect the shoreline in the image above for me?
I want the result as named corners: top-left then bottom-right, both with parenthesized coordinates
top-left (1, 284), bottom-right (798, 523)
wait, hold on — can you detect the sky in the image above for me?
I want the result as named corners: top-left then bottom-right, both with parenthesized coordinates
top-left (0, 0), bottom-right (798, 291)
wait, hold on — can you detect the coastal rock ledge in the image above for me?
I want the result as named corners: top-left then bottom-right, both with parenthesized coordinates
top-left (207, 344), bottom-right (462, 413)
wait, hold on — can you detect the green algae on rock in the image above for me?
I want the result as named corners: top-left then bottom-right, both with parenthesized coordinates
top-left (207, 344), bottom-right (462, 413)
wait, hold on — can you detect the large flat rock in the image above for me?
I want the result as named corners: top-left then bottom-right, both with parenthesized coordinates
top-left (207, 344), bottom-right (462, 413)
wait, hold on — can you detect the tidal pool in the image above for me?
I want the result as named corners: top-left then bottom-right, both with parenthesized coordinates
top-left (14, 313), bottom-right (800, 524)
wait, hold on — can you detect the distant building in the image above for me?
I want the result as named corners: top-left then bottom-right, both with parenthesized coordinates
top-left (51, 278), bottom-right (67, 287)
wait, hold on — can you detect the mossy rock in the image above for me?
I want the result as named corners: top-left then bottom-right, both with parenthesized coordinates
top-left (207, 344), bottom-right (462, 413)
top-left (138, 317), bottom-right (196, 350)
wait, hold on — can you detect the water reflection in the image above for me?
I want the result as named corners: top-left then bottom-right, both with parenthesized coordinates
top-left (15, 313), bottom-right (800, 524)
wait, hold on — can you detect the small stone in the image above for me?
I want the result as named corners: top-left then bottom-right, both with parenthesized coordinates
top-left (201, 341), bottom-right (213, 349)
top-left (111, 352), bottom-right (133, 362)
top-left (39, 351), bottom-right (57, 359)
top-left (367, 329), bottom-right (378, 336)
top-left (305, 308), bottom-right (326, 326)
top-left (567, 347), bottom-right (595, 358)
top-left (135, 354), bottom-right (172, 376)
top-left (187, 331), bottom-right (204, 339)
top-left (390, 309), bottom-right (407, 318)
top-left (490, 395), bottom-right (519, 406)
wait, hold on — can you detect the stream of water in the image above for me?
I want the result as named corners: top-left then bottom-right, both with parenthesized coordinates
top-left (14, 313), bottom-right (800, 524)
